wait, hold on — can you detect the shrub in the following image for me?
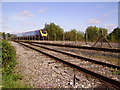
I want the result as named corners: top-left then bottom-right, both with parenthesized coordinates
top-left (1, 40), bottom-right (30, 88)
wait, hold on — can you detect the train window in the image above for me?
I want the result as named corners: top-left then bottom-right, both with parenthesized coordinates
top-left (41, 30), bottom-right (46, 34)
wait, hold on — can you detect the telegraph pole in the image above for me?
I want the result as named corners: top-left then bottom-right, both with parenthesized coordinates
top-left (63, 31), bottom-right (65, 44)
top-left (54, 33), bottom-right (56, 41)
top-left (85, 30), bottom-right (88, 44)
top-left (75, 30), bottom-right (77, 45)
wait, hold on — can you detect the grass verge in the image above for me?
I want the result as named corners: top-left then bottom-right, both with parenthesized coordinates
top-left (1, 40), bottom-right (30, 88)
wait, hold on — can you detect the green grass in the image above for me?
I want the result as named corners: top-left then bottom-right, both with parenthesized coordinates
top-left (114, 70), bottom-right (120, 75)
top-left (1, 40), bottom-right (30, 88)
top-left (110, 68), bottom-right (120, 75)
top-left (87, 54), bottom-right (120, 66)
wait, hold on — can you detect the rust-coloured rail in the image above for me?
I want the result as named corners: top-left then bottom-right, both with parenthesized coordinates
top-left (16, 41), bottom-right (120, 89)
top-left (27, 42), bottom-right (120, 69)
top-left (14, 40), bottom-right (120, 53)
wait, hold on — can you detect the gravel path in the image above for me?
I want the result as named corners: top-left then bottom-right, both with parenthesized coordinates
top-left (11, 41), bottom-right (114, 88)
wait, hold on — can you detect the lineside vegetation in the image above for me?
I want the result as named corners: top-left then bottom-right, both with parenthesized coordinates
top-left (1, 23), bottom-right (120, 42)
top-left (1, 40), bottom-right (30, 88)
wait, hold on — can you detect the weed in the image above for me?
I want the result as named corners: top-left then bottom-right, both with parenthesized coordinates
top-left (1, 40), bottom-right (30, 88)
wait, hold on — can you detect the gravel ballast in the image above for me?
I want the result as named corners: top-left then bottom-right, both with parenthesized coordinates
top-left (11, 41), bottom-right (113, 88)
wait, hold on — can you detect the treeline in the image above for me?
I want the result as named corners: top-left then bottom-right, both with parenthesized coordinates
top-left (107, 28), bottom-right (120, 42)
top-left (0, 32), bottom-right (16, 40)
top-left (1, 23), bottom-right (120, 42)
top-left (44, 23), bottom-right (84, 41)
top-left (44, 23), bottom-right (120, 42)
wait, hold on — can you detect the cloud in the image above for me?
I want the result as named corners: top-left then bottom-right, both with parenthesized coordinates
top-left (87, 18), bottom-right (101, 24)
top-left (37, 9), bottom-right (46, 13)
top-left (12, 10), bottom-right (34, 20)
top-left (19, 22), bottom-right (37, 31)
top-left (2, 25), bottom-right (8, 29)
top-left (0, 20), bottom-right (2, 24)
top-left (103, 24), bottom-right (117, 32)
top-left (17, 10), bottom-right (33, 17)
top-left (21, 22), bottom-right (36, 27)
top-left (0, 19), bottom-right (3, 24)
top-left (103, 9), bottom-right (118, 16)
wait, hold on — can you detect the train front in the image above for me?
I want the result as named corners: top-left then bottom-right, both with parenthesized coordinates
top-left (40, 29), bottom-right (48, 40)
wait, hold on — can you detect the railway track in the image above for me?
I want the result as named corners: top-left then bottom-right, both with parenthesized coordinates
top-left (15, 41), bottom-right (120, 89)
top-left (14, 40), bottom-right (120, 53)
top-left (27, 42), bottom-right (120, 69)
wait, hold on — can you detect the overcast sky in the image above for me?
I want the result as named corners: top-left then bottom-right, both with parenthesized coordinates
top-left (1, 1), bottom-right (119, 34)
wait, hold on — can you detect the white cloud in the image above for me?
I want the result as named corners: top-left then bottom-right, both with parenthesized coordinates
top-left (103, 9), bottom-right (118, 16)
top-left (87, 18), bottom-right (101, 24)
top-left (103, 24), bottom-right (117, 32)
top-left (22, 22), bottom-right (33, 24)
top-left (21, 22), bottom-right (36, 27)
top-left (2, 25), bottom-right (8, 29)
top-left (17, 10), bottom-right (33, 17)
top-left (37, 9), bottom-right (46, 13)
top-left (12, 10), bottom-right (34, 20)
top-left (0, 20), bottom-right (2, 24)
top-left (2, 30), bottom-right (21, 34)
top-left (0, 19), bottom-right (3, 24)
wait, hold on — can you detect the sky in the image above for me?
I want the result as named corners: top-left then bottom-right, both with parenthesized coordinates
top-left (1, 0), bottom-right (119, 34)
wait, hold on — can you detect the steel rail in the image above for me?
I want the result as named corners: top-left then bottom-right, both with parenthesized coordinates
top-left (14, 40), bottom-right (120, 53)
top-left (16, 41), bottom-right (120, 89)
top-left (25, 42), bottom-right (120, 69)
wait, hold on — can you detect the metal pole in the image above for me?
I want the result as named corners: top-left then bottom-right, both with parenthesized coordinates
top-left (100, 29), bottom-right (103, 47)
top-left (100, 36), bottom-right (103, 48)
top-left (6, 34), bottom-right (8, 40)
top-left (63, 31), bottom-right (65, 44)
top-left (73, 74), bottom-right (76, 86)
top-left (75, 31), bottom-right (77, 45)
top-left (85, 30), bottom-right (88, 44)
top-left (54, 33), bottom-right (56, 41)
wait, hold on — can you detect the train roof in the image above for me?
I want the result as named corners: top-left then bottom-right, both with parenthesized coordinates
top-left (16, 30), bottom-right (39, 34)
top-left (16, 29), bottom-right (47, 37)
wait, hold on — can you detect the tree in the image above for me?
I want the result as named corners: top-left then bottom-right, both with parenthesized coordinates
top-left (99, 28), bottom-right (107, 37)
top-left (85, 26), bottom-right (99, 42)
top-left (0, 32), bottom-right (2, 39)
top-left (44, 23), bottom-right (64, 40)
top-left (107, 27), bottom-right (120, 42)
top-left (85, 26), bottom-right (108, 42)
top-left (2, 32), bottom-right (6, 40)
top-left (65, 29), bottom-right (84, 41)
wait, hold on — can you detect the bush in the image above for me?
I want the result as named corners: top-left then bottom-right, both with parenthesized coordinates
top-left (2, 40), bottom-right (16, 75)
top-left (1, 40), bottom-right (30, 88)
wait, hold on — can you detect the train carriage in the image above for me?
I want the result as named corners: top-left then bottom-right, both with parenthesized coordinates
top-left (16, 29), bottom-right (48, 40)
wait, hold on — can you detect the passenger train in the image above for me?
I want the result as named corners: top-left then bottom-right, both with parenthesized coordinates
top-left (16, 29), bottom-right (48, 40)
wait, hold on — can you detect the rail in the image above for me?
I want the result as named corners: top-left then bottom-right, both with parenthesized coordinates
top-left (14, 40), bottom-right (120, 53)
top-left (15, 41), bottom-right (120, 89)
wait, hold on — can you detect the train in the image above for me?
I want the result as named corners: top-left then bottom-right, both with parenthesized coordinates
top-left (16, 29), bottom-right (48, 40)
